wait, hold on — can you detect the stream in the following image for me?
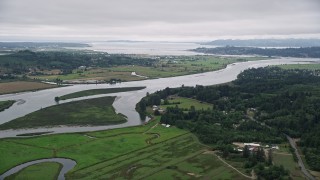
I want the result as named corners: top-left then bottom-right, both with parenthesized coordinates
top-left (0, 158), bottom-right (76, 180)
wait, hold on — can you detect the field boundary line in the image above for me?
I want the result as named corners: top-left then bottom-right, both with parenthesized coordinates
top-left (71, 132), bottom-right (191, 173)
top-left (214, 152), bottom-right (254, 179)
top-left (138, 150), bottom-right (205, 180)
top-left (3, 139), bottom-right (54, 151)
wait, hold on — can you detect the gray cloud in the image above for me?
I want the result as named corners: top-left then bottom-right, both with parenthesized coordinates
top-left (0, 0), bottom-right (320, 41)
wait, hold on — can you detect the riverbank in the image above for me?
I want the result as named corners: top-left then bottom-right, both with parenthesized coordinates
top-left (0, 118), bottom-right (249, 180)
top-left (0, 58), bottom-right (318, 138)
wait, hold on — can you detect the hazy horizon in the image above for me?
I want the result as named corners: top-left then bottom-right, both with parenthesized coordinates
top-left (1, 0), bottom-right (320, 42)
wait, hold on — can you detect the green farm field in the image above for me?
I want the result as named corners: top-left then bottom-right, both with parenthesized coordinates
top-left (30, 56), bottom-right (268, 82)
top-left (147, 153), bottom-right (250, 180)
top-left (277, 63), bottom-right (320, 70)
top-left (161, 96), bottom-right (213, 110)
top-left (29, 68), bottom-right (144, 82)
top-left (109, 56), bottom-right (267, 79)
top-left (272, 151), bottom-right (305, 179)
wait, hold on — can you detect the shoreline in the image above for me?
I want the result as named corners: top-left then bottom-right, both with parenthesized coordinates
top-left (0, 58), bottom-right (319, 138)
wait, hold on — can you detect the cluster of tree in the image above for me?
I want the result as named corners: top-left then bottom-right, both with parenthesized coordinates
top-left (0, 73), bottom-right (16, 80)
top-left (242, 146), bottom-right (267, 168)
top-left (159, 106), bottom-right (282, 145)
top-left (0, 50), bottom-right (157, 75)
top-left (137, 93), bottom-right (161, 112)
top-left (137, 67), bottom-right (320, 170)
top-left (243, 146), bottom-right (289, 179)
top-left (301, 126), bottom-right (320, 171)
top-left (193, 46), bottom-right (320, 58)
top-left (254, 163), bottom-right (289, 180)
top-left (136, 93), bottom-right (162, 119)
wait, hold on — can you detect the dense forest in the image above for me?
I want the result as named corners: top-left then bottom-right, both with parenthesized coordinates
top-left (0, 50), bottom-right (155, 76)
top-left (137, 67), bottom-right (320, 173)
top-left (193, 46), bottom-right (320, 58)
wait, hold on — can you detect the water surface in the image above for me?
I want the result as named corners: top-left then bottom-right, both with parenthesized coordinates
top-left (0, 58), bottom-right (318, 138)
top-left (0, 158), bottom-right (76, 180)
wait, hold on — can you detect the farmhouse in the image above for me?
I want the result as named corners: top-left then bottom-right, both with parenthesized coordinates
top-left (244, 143), bottom-right (260, 147)
top-left (78, 66), bottom-right (87, 70)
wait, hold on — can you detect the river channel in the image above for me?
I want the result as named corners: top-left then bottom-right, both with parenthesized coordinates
top-left (0, 58), bottom-right (318, 138)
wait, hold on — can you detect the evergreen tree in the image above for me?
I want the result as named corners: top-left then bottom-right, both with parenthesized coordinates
top-left (139, 99), bottom-right (146, 112)
top-left (267, 149), bottom-right (272, 166)
top-left (243, 145), bottom-right (250, 158)
top-left (256, 147), bottom-right (265, 162)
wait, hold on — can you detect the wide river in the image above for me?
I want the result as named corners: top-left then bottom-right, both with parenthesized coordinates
top-left (0, 58), bottom-right (318, 138)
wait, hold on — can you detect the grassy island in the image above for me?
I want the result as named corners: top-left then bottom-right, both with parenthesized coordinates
top-left (0, 96), bottom-right (126, 130)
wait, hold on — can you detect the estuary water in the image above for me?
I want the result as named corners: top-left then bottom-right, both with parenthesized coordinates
top-left (0, 58), bottom-right (318, 138)
top-left (78, 41), bottom-right (213, 55)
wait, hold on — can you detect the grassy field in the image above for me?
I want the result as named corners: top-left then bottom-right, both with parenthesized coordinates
top-left (0, 117), bottom-right (250, 179)
top-left (272, 151), bottom-right (305, 179)
top-left (0, 119), bottom-right (186, 175)
top-left (0, 141), bottom-right (54, 174)
top-left (161, 97), bottom-right (212, 110)
top-left (109, 56), bottom-right (266, 79)
top-left (30, 68), bottom-right (144, 82)
top-left (0, 100), bottom-right (15, 112)
top-left (277, 63), bottom-right (320, 70)
top-left (147, 153), bottom-right (249, 180)
top-left (59, 86), bottom-right (145, 100)
top-left (0, 96), bottom-right (126, 130)
top-left (224, 155), bottom-right (251, 177)
top-left (0, 81), bottom-right (58, 95)
top-left (30, 56), bottom-right (268, 82)
top-left (6, 162), bottom-right (62, 180)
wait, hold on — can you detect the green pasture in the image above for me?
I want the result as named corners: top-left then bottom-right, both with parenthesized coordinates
top-left (161, 97), bottom-right (212, 111)
top-left (277, 63), bottom-right (320, 70)
top-left (272, 151), bottom-right (305, 179)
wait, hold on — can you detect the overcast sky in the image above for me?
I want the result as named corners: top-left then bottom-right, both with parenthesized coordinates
top-left (0, 0), bottom-right (320, 42)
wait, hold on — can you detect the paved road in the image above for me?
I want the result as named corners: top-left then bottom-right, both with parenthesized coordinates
top-left (247, 115), bottom-right (316, 180)
top-left (286, 135), bottom-right (316, 180)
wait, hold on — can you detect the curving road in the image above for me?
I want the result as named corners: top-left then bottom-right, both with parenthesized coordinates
top-left (286, 135), bottom-right (316, 180)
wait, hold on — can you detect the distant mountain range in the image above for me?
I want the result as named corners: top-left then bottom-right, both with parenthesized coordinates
top-left (0, 42), bottom-right (90, 50)
top-left (202, 39), bottom-right (320, 47)
top-left (192, 46), bottom-right (320, 58)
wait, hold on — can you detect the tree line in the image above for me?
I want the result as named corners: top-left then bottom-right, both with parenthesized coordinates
top-left (137, 66), bottom-right (320, 171)
top-left (193, 46), bottom-right (320, 58)
top-left (0, 50), bottom-right (156, 75)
